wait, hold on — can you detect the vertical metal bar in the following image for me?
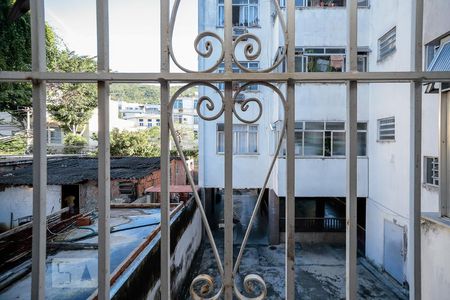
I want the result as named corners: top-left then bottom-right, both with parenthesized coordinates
top-left (286, 0), bottom-right (295, 298)
top-left (160, 0), bottom-right (171, 298)
top-left (346, 0), bottom-right (358, 299)
top-left (409, 1), bottom-right (423, 298)
top-left (440, 91), bottom-right (448, 217)
top-left (30, 0), bottom-right (46, 298)
top-left (96, 0), bottom-right (110, 299)
top-left (224, 0), bottom-right (233, 298)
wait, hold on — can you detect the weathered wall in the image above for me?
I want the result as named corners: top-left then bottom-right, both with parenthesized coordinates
top-left (421, 216), bottom-right (450, 300)
top-left (79, 181), bottom-right (98, 212)
top-left (0, 185), bottom-right (61, 230)
top-left (110, 199), bottom-right (202, 300)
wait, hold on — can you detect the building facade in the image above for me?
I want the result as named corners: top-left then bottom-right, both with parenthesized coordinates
top-left (198, 0), bottom-right (450, 288)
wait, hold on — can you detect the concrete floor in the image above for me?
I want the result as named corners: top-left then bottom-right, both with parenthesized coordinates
top-left (183, 241), bottom-right (408, 299)
top-left (181, 192), bottom-right (408, 299)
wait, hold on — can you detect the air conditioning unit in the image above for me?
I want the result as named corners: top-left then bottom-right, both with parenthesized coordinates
top-left (232, 27), bottom-right (248, 41)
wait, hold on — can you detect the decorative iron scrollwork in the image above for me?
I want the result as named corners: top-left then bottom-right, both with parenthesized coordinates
top-left (169, 0), bottom-right (224, 73)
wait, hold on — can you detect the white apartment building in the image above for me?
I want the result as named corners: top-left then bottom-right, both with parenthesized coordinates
top-left (119, 98), bottom-right (199, 134)
top-left (198, 0), bottom-right (450, 290)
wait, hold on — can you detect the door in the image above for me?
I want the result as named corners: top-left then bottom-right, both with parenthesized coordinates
top-left (383, 220), bottom-right (405, 283)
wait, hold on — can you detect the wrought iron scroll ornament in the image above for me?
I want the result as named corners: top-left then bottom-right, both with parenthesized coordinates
top-left (168, 81), bottom-right (286, 299)
top-left (168, 0), bottom-right (289, 298)
top-left (169, 0), bottom-right (286, 74)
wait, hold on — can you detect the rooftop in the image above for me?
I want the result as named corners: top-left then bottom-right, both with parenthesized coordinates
top-left (0, 156), bottom-right (167, 186)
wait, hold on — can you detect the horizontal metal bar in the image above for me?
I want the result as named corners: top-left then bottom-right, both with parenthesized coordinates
top-left (0, 71), bottom-right (450, 83)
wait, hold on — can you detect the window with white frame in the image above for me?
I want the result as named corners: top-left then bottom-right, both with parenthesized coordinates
top-left (292, 48), bottom-right (369, 72)
top-left (377, 117), bottom-right (395, 141)
top-left (424, 157), bottom-right (439, 186)
top-left (275, 121), bottom-right (367, 157)
top-left (279, 0), bottom-right (369, 8)
top-left (139, 118), bottom-right (144, 126)
top-left (147, 119), bottom-right (152, 127)
top-left (218, 0), bottom-right (259, 27)
top-left (217, 123), bottom-right (258, 154)
top-left (378, 27), bottom-right (396, 61)
top-left (217, 62), bottom-right (259, 91)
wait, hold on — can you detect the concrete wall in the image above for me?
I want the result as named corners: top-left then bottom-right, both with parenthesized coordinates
top-left (421, 216), bottom-right (450, 300)
top-left (0, 185), bottom-right (61, 230)
top-left (111, 200), bottom-right (203, 300)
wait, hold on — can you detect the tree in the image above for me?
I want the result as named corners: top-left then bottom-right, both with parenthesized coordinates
top-left (96, 127), bottom-right (161, 157)
top-left (46, 48), bottom-right (97, 135)
top-left (110, 84), bottom-right (197, 104)
top-left (0, 0), bottom-right (59, 128)
top-left (63, 132), bottom-right (88, 154)
top-left (0, 134), bottom-right (27, 155)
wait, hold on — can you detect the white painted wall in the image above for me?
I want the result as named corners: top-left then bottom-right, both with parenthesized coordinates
top-left (421, 217), bottom-right (450, 300)
top-left (0, 185), bottom-right (62, 229)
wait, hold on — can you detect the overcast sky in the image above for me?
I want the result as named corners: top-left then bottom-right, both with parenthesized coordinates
top-left (45, 0), bottom-right (198, 72)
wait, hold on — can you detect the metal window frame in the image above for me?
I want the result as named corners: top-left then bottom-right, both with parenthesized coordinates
top-left (0, 0), bottom-right (429, 299)
top-left (424, 156), bottom-right (439, 186)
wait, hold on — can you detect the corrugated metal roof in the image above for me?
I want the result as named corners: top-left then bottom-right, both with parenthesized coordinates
top-left (429, 42), bottom-right (450, 72)
top-left (0, 157), bottom-right (169, 186)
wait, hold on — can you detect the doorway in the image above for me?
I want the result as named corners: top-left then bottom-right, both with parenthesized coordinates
top-left (61, 185), bottom-right (80, 215)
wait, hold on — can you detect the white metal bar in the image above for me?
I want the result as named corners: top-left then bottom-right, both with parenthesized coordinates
top-left (224, 0), bottom-right (233, 298)
top-left (346, 0), bottom-right (358, 299)
top-left (96, 0), bottom-right (110, 299)
top-left (1, 71), bottom-right (450, 83)
top-left (345, 80), bottom-right (358, 300)
top-left (30, 0), bottom-right (47, 298)
top-left (440, 91), bottom-right (449, 217)
top-left (286, 0), bottom-right (296, 298)
top-left (409, 0), bottom-right (423, 299)
top-left (160, 0), bottom-right (171, 298)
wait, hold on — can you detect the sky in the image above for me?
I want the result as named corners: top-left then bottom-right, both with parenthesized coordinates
top-left (45, 0), bottom-right (198, 72)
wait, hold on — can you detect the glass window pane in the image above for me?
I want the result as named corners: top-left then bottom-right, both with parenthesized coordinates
top-left (324, 131), bottom-right (332, 156)
top-left (249, 132), bottom-right (258, 153)
top-left (358, 132), bottom-right (367, 156)
top-left (305, 122), bottom-right (324, 130)
top-left (304, 131), bottom-right (323, 156)
top-left (357, 122), bottom-right (367, 130)
top-left (217, 132), bottom-right (224, 152)
top-left (326, 122), bottom-right (345, 130)
top-left (333, 132), bottom-right (346, 156)
top-left (295, 132), bottom-right (303, 155)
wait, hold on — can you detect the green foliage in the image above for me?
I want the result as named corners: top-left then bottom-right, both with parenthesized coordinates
top-left (47, 49), bottom-right (97, 134)
top-left (106, 128), bottom-right (161, 157)
top-left (0, 134), bottom-right (27, 155)
top-left (0, 1), bottom-right (62, 127)
top-left (63, 132), bottom-right (88, 154)
top-left (110, 84), bottom-right (197, 104)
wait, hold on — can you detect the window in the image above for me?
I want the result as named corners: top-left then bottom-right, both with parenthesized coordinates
top-left (378, 27), bottom-right (396, 61)
top-left (288, 47), bottom-right (368, 72)
top-left (147, 119), bottom-right (152, 127)
top-left (174, 99), bottom-right (183, 109)
top-left (217, 62), bottom-right (259, 90)
top-left (217, 123), bottom-right (258, 154)
top-left (48, 127), bottom-right (62, 144)
top-left (424, 157), bottom-right (439, 186)
top-left (295, 48), bottom-right (346, 72)
top-left (277, 121), bottom-right (367, 157)
top-left (377, 117), bottom-right (395, 141)
top-left (156, 119), bottom-right (161, 126)
top-left (218, 0), bottom-right (259, 27)
top-left (280, 0), bottom-right (368, 8)
top-left (357, 52), bottom-right (369, 72)
top-left (139, 118), bottom-right (144, 126)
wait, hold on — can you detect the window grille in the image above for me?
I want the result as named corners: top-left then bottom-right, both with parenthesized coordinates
top-left (378, 117), bottom-right (395, 141)
top-left (378, 27), bottom-right (397, 61)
